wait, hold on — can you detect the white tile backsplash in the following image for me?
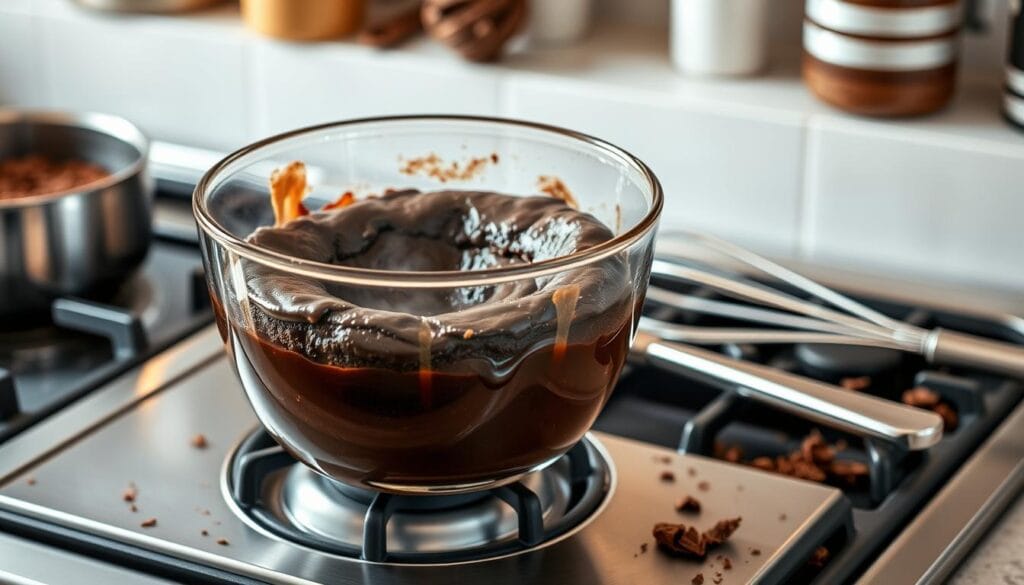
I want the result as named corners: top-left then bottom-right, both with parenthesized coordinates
top-left (506, 77), bottom-right (805, 252)
top-left (0, 5), bottom-right (1020, 290)
top-left (37, 7), bottom-right (250, 151)
top-left (251, 41), bottom-right (502, 136)
top-left (803, 119), bottom-right (1024, 291)
top-left (0, 9), bottom-right (42, 107)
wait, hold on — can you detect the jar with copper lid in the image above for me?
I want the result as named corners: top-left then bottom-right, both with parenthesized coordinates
top-left (241, 0), bottom-right (366, 41)
top-left (803, 0), bottom-right (964, 116)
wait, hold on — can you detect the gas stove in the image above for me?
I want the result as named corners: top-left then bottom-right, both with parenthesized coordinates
top-left (0, 152), bottom-right (1021, 584)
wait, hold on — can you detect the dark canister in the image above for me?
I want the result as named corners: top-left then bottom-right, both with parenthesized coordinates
top-left (1006, 0), bottom-right (1024, 129)
top-left (803, 0), bottom-right (964, 116)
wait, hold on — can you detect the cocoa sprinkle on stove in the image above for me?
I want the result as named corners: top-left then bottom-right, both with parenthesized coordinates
top-left (191, 434), bottom-right (209, 449)
top-left (660, 470), bottom-right (676, 483)
top-left (652, 517), bottom-right (742, 559)
top-left (26, 477), bottom-right (36, 486)
top-left (140, 518), bottom-right (157, 528)
top-left (751, 548), bottom-right (761, 556)
top-left (723, 557), bottom-right (733, 570)
top-left (122, 483), bottom-right (138, 502)
top-left (216, 538), bottom-right (230, 546)
top-left (697, 480), bottom-right (710, 492)
top-left (675, 495), bottom-right (702, 513)
top-left (902, 387), bottom-right (958, 431)
top-left (692, 573), bottom-right (704, 585)
top-left (201, 529), bottom-right (209, 537)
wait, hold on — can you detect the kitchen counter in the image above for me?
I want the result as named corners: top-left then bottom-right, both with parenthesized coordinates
top-left (950, 494), bottom-right (1024, 584)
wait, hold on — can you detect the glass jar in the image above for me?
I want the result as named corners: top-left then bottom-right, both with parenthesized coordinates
top-left (194, 116), bottom-right (662, 494)
top-left (803, 0), bottom-right (964, 116)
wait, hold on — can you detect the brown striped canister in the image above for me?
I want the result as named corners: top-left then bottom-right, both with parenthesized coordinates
top-left (802, 0), bottom-right (964, 116)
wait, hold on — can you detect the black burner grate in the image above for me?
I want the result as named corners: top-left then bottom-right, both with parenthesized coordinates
top-left (227, 428), bottom-right (611, 564)
top-left (597, 278), bottom-right (1024, 583)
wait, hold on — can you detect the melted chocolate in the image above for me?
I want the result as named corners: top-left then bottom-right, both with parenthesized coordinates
top-left (224, 189), bottom-right (637, 489)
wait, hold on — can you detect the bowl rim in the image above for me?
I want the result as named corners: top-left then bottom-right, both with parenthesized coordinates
top-left (0, 109), bottom-right (150, 209)
top-left (193, 115), bottom-right (663, 288)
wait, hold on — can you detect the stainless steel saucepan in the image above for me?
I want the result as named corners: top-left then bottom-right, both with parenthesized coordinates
top-left (0, 110), bottom-right (153, 324)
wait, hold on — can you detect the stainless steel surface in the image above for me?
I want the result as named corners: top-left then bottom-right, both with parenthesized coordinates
top-left (0, 110), bottom-right (153, 319)
top-left (857, 394), bottom-right (1024, 585)
top-left (246, 451), bottom-right (578, 554)
top-left (0, 338), bottom-right (849, 584)
top-left (71, 0), bottom-right (225, 12)
top-left (0, 531), bottom-right (176, 585)
top-left (652, 233), bottom-right (1024, 379)
top-left (0, 326), bottom-right (221, 480)
top-left (632, 332), bottom-right (945, 450)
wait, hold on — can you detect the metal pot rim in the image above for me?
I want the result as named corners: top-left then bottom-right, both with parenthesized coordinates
top-left (0, 109), bottom-right (150, 209)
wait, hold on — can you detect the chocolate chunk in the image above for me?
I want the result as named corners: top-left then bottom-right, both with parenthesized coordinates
top-left (660, 470), bottom-right (676, 483)
top-left (934, 402), bottom-right (959, 432)
top-left (653, 523), bottom-right (706, 557)
top-left (191, 434), bottom-right (208, 449)
top-left (839, 376), bottom-right (871, 391)
top-left (721, 445), bottom-right (744, 463)
top-left (808, 545), bottom-right (830, 568)
top-left (902, 387), bottom-right (941, 409)
top-left (692, 574), bottom-right (704, 585)
top-left (702, 517), bottom-right (742, 546)
top-left (675, 495), bottom-right (702, 513)
top-left (140, 518), bottom-right (157, 528)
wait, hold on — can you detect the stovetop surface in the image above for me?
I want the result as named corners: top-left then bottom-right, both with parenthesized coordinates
top-left (0, 238), bottom-right (212, 442)
top-left (0, 330), bottom-right (849, 585)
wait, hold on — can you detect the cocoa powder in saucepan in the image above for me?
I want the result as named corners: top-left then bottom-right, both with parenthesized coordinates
top-left (0, 155), bottom-right (109, 199)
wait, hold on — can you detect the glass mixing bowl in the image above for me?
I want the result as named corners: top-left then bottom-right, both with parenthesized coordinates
top-left (194, 116), bottom-right (662, 494)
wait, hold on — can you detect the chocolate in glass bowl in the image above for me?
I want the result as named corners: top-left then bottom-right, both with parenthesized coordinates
top-left (227, 164), bottom-right (635, 490)
top-left (196, 117), bottom-right (662, 496)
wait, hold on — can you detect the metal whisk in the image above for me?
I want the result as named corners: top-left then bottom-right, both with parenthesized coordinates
top-left (639, 232), bottom-right (1024, 379)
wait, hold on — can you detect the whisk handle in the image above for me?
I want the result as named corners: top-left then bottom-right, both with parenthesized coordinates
top-left (926, 329), bottom-right (1024, 379)
top-left (632, 332), bottom-right (944, 450)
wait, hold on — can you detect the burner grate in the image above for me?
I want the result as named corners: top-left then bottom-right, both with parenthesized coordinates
top-left (598, 278), bottom-right (1024, 583)
top-left (227, 428), bottom-right (611, 564)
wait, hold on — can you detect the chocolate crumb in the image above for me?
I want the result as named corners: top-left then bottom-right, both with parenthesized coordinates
top-left (713, 573), bottom-right (723, 584)
top-left (130, 504), bottom-right (138, 513)
top-left (653, 455), bottom-right (672, 465)
top-left (687, 467), bottom-right (698, 477)
top-left (808, 545), bottom-right (830, 568)
top-left (140, 518), bottom-right (157, 528)
top-left (723, 557), bottom-right (733, 570)
top-left (490, 153), bottom-right (499, 164)
top-left (779, 513), bottom-right (788, 521)
top-left (751, 548), bottom-right (761, 556)
top-left (702, 518), bottom-right (742, 546)
top-left (653, 518), bottom-right (742, 559)
top-left (216, 538), bottom-right (230, 546)
top-left (830, 459), bottom-right (870, 485)
top-left (201, 529), bottom-right (209, 537)
top-left (839, 376), bottom-right (871, 391)
top-left (26, 477), bottom-right (36, 486)
top-left (697, 480), bottom-right (710, 492)
top-left (191, 434), bottom-right (208, 449)
top-left (122, 483), bottom-right (138, 503)
top-left (640, 542), bottom-right (649, 554)
top-left (660, 470), bottom-right (676, 483)
top-left (675, 495), bottom-right (702, 513)
top-left (692, 574), bottom-right (704, 585)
